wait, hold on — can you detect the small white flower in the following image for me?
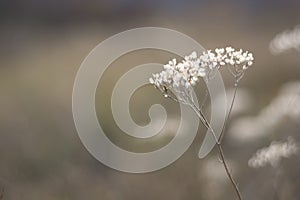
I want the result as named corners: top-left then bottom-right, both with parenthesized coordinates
top-left (226, 46), bottom-right (235, 53)
top-left (248, 137), bottom-right (298, 168)
top-left (269, 26), bottom-right (300, 54)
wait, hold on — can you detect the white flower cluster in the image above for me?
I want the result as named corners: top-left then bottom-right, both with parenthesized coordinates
top-left (200, 47), bottom-right (254, 72)
top-left (248, 137), bottom-right (298, 168)
top-left (149, 51), bottom-right (204, 90)
top-left (229, 81), bottom-right (300, 143)
top-left (270, 25), bottom-right (300, 54)
top-left (149, 47), bottom-right (254, 99)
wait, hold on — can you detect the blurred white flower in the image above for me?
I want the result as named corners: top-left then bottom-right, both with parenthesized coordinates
top-left (248, 137), bottom-right (298, 168)
top-left (229, 81), bottom-right (300, 142)
top-left (269, 25), bottom-right (300, 54)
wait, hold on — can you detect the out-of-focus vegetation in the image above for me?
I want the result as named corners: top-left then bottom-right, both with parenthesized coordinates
top-left (0, 1), bottom-right (300, 199)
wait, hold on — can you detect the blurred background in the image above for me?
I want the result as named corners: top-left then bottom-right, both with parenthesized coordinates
top-left (1, 0), bottom-right (300, 199)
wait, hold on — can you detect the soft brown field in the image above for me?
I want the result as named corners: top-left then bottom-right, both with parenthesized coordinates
top-left (1, 1), bottom-right (300, 200)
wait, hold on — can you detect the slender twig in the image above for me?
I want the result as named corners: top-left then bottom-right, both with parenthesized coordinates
top-left (216, 143), bottom-right (242, 200)
top-left (188, 95), bottom-right (242, 200)
top-left (197, 109), bottom-right (242, 200)
top-left (219, 78), bottom-right (238, 143)
top-left (165, 85), bottom-right (243, 200)
top-left (190, 103), bottom-right (220, 144)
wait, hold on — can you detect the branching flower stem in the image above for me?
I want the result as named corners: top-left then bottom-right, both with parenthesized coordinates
top-left (164, 76), bottom-right (242, 200)
top-left (150, 47), bottom-right (254, 200)
top-left (219, 76), bottom-right (239, 143)
top-left (191, 100), bottom-right (243, 200)
top-left (181, 89), bottom-right (242, 200)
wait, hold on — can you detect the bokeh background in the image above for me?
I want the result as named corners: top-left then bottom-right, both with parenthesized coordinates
top-left (1, 0), bottom-right (300, 199)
